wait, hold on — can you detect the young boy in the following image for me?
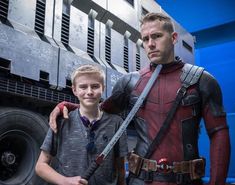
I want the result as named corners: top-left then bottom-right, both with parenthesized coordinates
top-left (35, 64), bottom-right (128, 185)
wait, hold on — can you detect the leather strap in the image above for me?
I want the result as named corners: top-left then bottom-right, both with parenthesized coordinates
top-left (137, 170), bottom-right (203, 184)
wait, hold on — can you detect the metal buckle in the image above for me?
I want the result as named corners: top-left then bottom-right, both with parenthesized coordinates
top-left (148, 159), bottom-right (158, 171)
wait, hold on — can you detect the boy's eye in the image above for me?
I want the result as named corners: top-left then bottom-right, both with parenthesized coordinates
top-left (78, 85), bottom-right (87, 89)
top-left (91, 84), bottom-right (100, 89)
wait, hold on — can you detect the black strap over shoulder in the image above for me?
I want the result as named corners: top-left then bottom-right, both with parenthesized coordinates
top-left (144, 63), bottom-right (204, 159)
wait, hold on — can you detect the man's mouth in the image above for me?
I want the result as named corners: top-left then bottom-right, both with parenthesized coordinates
top-left (148, 51), bottom-right (159, 57)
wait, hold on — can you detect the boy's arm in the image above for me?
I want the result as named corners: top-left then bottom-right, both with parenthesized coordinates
top-left (35, 151), bottom-right (88, 185)
top-left (35, 150), bottom-right (64, 184)
top-left (115, 157), bottom-right (126, 185)
top-left (49, 101), bottom-right (79, 133)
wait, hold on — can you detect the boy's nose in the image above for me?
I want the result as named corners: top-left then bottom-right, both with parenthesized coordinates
top-left (87, 87), bottom-right (93, 94)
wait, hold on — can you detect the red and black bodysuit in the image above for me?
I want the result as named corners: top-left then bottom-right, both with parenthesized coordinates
top-left (102, 59), bottom-right (230, 185)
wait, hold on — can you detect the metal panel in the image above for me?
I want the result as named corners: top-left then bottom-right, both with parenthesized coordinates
top-left (69, 6), bottom-right (88, 52)
top-left (108, 0), bottom-right (138, 30)
top-left (0, 23), bottom-right (59, 87)
top-left (140, 46), bottom-right (150, 68)
top-left (93, 19), bottom-right (101, 60)
top-left (99, 22), bottom-right (107, 64)
top-left (8, 0), bottom-right (37, 36)
top-left (106, 68), bottom-right (123, 97)
top-left (128, 40), bottom-right (135, 72)
top-left (140, 0), bottom-right (161, 16)
top-left (111, 30), bottom-right (124, 67)
top-left (44, 0), bottom-right (55, 38)
top-left (58, 49), bottom-right (94, 88)
top-left (8, 0), bottom-right (36, 28)
top-left (53, 0), bottom-right (63, 43)
top-left (92, 0), bottom-right (107, 9)
top-left (111, 30), bottom-right (129, 73)
top-left (174, 21), bottom-right (195, 64)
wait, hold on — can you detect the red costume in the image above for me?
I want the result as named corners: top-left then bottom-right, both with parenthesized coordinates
top-left (102, 59), bottom-right (230, 185)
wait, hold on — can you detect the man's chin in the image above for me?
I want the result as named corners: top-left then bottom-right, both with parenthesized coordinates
top-left (150, 59), bottom-right (162, 64)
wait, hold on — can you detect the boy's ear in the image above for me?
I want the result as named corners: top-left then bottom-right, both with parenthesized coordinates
top-left (72, 85), bottom-right (77, 96)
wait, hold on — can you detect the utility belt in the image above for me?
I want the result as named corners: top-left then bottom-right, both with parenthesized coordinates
top-left (128, 153), bottom-right (205, 184)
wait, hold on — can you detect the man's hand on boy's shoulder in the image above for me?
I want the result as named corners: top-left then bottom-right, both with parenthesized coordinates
top-left (49, 106), bottom-right (68, 133)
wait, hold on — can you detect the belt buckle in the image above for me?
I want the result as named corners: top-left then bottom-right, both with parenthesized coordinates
top-left (158, 158), bottom-right (172, 173)
top-left (148, 159), bottom-right (158, 171)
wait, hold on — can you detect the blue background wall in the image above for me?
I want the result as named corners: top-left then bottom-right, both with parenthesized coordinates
top-left (195, 41), bottom-right (235, 114)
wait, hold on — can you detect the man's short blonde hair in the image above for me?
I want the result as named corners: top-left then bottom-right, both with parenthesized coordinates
top-left (141, 12), bottom-right (174, 33)
top-left (71, 64), bottom-right (105, 85)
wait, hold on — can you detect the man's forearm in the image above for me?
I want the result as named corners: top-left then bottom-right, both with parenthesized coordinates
top-left (209, 129), bottom-right (230, 185)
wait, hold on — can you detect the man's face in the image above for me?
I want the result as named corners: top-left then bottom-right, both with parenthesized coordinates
top-left (72, 73), bottom-right (104, 109)
top-left (141, 20), bottom-right (177, 64)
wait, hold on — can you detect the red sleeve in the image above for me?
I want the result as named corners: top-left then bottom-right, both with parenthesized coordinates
top-left (57, 101), bottom-right (79, 114)
top-left (203, 105), bottom-right (230, 185)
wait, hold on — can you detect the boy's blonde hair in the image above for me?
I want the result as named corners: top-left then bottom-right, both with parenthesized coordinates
top-left (71, 64), bottom-right (105, 86)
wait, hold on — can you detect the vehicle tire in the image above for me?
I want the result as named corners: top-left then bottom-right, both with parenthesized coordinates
top-left (0, 107), bottom-right (49, 185)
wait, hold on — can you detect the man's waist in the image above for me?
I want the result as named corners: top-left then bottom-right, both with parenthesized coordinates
top-left (128, 153), bottom-right (205, 182)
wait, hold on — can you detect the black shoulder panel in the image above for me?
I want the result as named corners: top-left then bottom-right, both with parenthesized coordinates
top-left (180, 63), bottom-right (204, 87)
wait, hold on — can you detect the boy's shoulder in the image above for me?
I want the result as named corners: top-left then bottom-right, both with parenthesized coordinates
top-left (102, 111), bottom-right (123, 120)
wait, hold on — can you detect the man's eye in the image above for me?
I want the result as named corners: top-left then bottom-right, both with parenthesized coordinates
top-left (142, 37), bottom-right (148, 43)
top-left (152, 34), bottom-right (161, 39)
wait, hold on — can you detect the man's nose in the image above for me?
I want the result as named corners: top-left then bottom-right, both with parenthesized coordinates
top-left (148, 38), bottom-right (155, 47)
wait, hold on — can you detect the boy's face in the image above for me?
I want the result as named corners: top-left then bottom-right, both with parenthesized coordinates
top-left (72, 73), bottom-right (104, 109)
